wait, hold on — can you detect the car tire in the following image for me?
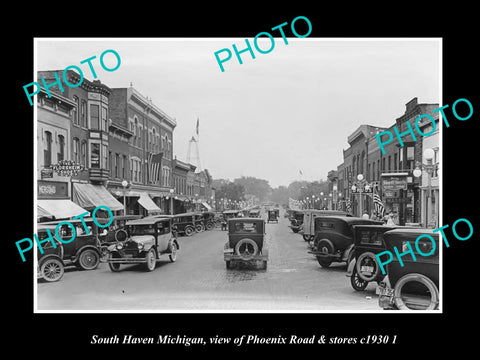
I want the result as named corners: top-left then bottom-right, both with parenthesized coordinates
top-left (185, 226), bottom-right (195, 236)
top-left (394, 273), bottom-right (439, 310)
top-left (40, 257), bottom-right (64, 282)
top-left (356, 252), bottom-right (380, 282)
top-left (169, 242), bottom-right (177, 262)
top-left (350, 267), bottom-right (368, 291)
top-left (235, 238), bottom-right (259, 261)
top-left (315, 239), bottom-right (334, 268)
top-left (195, 224), bottom-right (205, 232)
top-left (77, 249), bottom-right (100, 270)
top-left (206, 222), bottom-right (214, 231)
top-left (145, 248), bottom-right (157, 271)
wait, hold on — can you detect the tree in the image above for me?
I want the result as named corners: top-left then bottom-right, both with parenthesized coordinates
top-left (214, 181), bottom-right (245, 203)
top-left (233, 176), bottom-right (272, 202)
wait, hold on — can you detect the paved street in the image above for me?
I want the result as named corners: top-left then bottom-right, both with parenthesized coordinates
top-left (37, 210), bottom-right (379, 311)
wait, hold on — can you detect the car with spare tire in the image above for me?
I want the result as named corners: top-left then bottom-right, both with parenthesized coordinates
top-left (223, 217), bottom-right (268, 269)
top-left (376, 228), bottom-right (439, 310)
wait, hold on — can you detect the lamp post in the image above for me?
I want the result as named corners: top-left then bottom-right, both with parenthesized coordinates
top-left (169, 188), bottom-right (174, 215)
top-left (413, 148), bottom-right (437, 228)
top-left (351, 174), bottom-right (374, 217)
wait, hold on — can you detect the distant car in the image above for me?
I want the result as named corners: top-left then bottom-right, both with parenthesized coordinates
top-left (223, 218), bottom-right (268, 269)
top-left (267, 210), bottom-right (278, 223)
top-left (36, 224), bottom-right (65, 282)
top-left (288, 210), bottom-right (304, 233)
top-left (170, 212), bottom-right (197, 236)
top-left (38, 218), bottom-right (103, 271)
top-left (107, 216), bottom-right (179, 272)
top-left (301, 209), bottom-right (352, 241)
top-left (248, 209), bottom-right (261, 218)
top-left (200, 211), bottom-right (216, 230)
top-left (376, 228), bottom-right (439, 310)
top-left (308, 216), bottom-right (383, 268)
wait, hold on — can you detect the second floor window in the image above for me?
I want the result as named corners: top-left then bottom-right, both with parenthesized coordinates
top-left (57, 135), bottom-right (65, 162)
top-left (90, 104), bottom-right (100, 130)
top-left (44, 131), bottom-right (52, 167)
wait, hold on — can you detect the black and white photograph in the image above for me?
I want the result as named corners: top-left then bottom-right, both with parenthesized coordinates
top-left (7, 6), bottom-right (478, 355)
top-left (33, 38), bottom-right (441, 312)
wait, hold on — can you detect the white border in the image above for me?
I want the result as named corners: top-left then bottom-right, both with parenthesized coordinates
top-left (33, 37), bottom-right (442, 314)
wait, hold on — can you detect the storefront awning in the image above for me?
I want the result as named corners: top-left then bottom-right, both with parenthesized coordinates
top-left (73, 183), bottom-right (124, 211)
top-left (201, 202), bottom-right (212, 211)
top-left (37, 199), bottom-right (90, 220)
top-left (138, 192), bottom-right (163, 213)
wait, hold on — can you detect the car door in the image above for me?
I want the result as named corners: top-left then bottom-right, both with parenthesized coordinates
top-left (156, 220), bottom-right (171, 252)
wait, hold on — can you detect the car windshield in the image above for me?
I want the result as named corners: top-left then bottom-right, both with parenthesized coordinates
top-left (129, 224), bottom-right (155, 235)
top-left (231, 222), bottom-right (260, 234)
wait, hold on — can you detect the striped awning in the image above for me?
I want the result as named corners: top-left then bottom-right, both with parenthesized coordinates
top-left (37, 199), bottom-right (90, 220)
top-left (73, 183), bottom-right (124, 211)
top-left (138, 192), bottom-right (162, 213)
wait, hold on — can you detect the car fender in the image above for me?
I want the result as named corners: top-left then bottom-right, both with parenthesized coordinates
top-left (346, 257), bottom-right (356, 277)
top-left (173, 239), bottom-right (179, 250)
top-left (39, 254), bottom-right (65, 267)
top-left (342, 244), bottom-right (355, 262)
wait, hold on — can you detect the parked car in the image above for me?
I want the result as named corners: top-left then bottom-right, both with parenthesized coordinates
top-left (288, 210), bottom-right (304, 233)
top-left (248, 209), bottom-right (261, 218)
top-left (308, 216), bottom-right (383, 268)
top-left (346, 224), bottom-right (398, 291)
top-left (267, 209), bottom-right (278, 223)
top-left (200, 211), bottom-right (217, 230)
top-left (39, 218), bottom-right (103, 270)
top-left (376, 228), bottom-right (439, 310)
top-left (223, 218), bottom-right (268, 269)
top-left (171, 212), bottom-right (198, 236)
top-left (107, 216), bottom-right (179, 272)
top-left (36, 224), bottom-right (65, 282)
top-left (96, 214), bottom-right (142, 259)
top-left (301, 209), bottom-right (352, 241)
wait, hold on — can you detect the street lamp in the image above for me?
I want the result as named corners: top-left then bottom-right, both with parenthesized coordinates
top-left (351, 174), bottom-right (374, 217)
top-left (169, 188), bottom-right (174, 215)
top-left (413, 148), bottom-right (437, 228)
top-left (121, 180), bottom-right (128, 215)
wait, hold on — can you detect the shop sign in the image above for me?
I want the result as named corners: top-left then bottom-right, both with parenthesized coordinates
top-left (38, 180), bottom-right (69, 199)
top-left (51, 160), bottom-right (85, 176)
top-left (382, 176), bottom-right (407, 190)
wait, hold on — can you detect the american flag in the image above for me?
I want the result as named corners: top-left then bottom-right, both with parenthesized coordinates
top-left (148, 152), bottom-right (163, 183)
top-left (373, 188), bottom-right (385, 218)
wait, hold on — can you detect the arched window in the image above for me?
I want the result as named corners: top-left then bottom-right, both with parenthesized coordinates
top-left (81, 141), bottom-right (87, 166)
top-left (73, 96), bottom-right (79, 125)
top-left (44, 131), bottom-right (52, 167)
top-left (57, 135), bottom-right (65, 162)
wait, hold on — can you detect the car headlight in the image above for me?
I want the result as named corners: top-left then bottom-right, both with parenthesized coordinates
top-left (116, 242), bottom-right (123, 250)
top-left (137, 243), bottom-right (145, 251)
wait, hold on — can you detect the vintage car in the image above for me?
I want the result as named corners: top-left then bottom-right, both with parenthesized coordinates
top-left (221, 210), bottom-right (242, 231)
top-left (97, 214), bottom-right (142, 259)
top-left (223, 218), bottom-right (268, 269)
top-left (107, 216), bottom-right (179, 272)
top-left (308, 216), bottom-right (383, 268)
top-left (170, 212), bottom-right (198, 236)
top-left (289, 210), bottom-right (304, 233)
top-left (376, 228), bottom-right (439, 310)
top-left (39, 218), bottom-right (103, 270)
top-left (248, 209), bottom-right (261, 218)
top-left (36, 224), bottom-right (65, 282)
top-left (267, 209), bottom-right (278, 223)
top-left (200, 211), bottom-right (217, 230)
top-left (301, 209), bottom-right (352, 241)
top-left (346, 224), bottom-right (398, 291)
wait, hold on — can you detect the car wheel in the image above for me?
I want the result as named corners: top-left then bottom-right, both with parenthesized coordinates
top-left (108, 252), bottom-right (122, 272)
top-left (185, 226), bottom-right (194, 236)
top-left (40, 258), bottom-right (64, 282)
top-left (77, 249), bottom-right (100, 270)
top-left (195, 224), bottom-right (205, 232)
top-left (394, 273), bottom-right (439, 310)
top-left (145, 248), bottom-right (157, 271)
top-left (315, 239), bottom-right (334, 268)
top-left (235, 238), bottom-right (259, 261)
top-left (356, 252), bottom-right (380, 282)
top-left (169, 242), bottom-right (177, 262)
top-left (206, 222), bottom-right (214, 230)
top-left (350, 267), bottom-right (368, 291)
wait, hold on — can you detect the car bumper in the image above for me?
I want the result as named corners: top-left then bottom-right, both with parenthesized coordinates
top-left (223, 249), bottom-right (268, 261)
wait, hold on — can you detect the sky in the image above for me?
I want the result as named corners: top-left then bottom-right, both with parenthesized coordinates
top-left (36, 38), bottom-right (440, 188)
